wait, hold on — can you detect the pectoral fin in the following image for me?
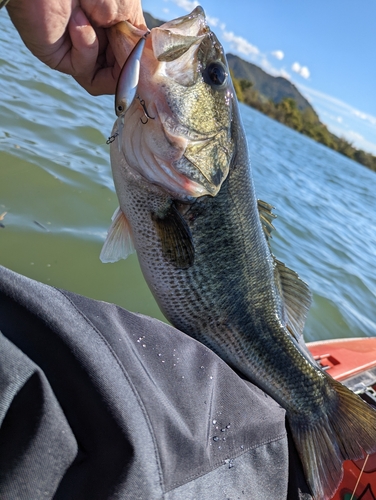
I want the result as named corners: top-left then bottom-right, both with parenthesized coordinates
top-left (100, 207), bottom-right (135, 263)
top-left (152, 203), bottom-right (194, 269)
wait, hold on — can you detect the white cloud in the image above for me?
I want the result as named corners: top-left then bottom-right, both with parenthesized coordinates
top-left (292, 62), bottom-right (310, 79)
top-left (299, 66), bottom-right (310, 79)
top-left (206, 15), bottom-right (219, 27)
top-left (292, 62), bottom-right (300, 73)
top-left (171, 0), bottom-right (199, 12)
top-left (298, 84), bottom-right (376, 127)
top-left (353, 109), bottom-right (376, 126)
top-left (163, 8), bottom-right (169, 13)
top-left (272, 50), bottom-right (284, 60)
top-left (222, 30), bottom-right (260, 56)
top-left (296, 83), bottom-right (376, 155)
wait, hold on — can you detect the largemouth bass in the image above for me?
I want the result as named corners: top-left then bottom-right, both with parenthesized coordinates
top-left (103, 7), bottom-right (376, 499)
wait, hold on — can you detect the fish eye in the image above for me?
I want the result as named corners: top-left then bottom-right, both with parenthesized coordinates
top-left (203, 62), bottom-right (227, 88)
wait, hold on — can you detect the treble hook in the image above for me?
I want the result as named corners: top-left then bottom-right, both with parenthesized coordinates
top-left (136, 95), bottom-right (155, 124)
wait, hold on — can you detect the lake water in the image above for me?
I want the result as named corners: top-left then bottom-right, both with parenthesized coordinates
top-left (1, 12), bottom-right (376, 342)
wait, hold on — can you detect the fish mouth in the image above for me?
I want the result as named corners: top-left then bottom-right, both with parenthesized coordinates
top-left (152, 6), bottom-right (209, 63)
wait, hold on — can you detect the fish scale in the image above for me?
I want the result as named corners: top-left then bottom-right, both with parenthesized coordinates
top-left (103, 7), bottom-right (376, 499)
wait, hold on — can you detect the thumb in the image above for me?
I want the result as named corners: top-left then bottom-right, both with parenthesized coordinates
top-left (68, 7), bottom-right (98, 78)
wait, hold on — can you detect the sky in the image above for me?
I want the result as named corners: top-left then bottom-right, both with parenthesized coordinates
top-left (142, 0), bottom-right (376, 155)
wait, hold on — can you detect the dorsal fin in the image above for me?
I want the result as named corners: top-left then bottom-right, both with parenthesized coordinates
top-left (257, 199), bottom-right (277, 243)
top-left (274, 258), bottom-right (312, 340)
top-left (100, 207), bottom-right (135, 263)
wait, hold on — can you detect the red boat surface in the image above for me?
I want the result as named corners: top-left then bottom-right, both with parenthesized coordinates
top-left (307, 337), bottom-right (376, 500)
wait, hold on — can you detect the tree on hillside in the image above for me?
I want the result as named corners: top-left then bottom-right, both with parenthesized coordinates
top-left (276, 98), bottom-right (303, 132)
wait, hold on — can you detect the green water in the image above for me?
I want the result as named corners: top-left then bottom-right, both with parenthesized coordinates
top-left (1, 12), bottom-right (376, 340)
top-left (0, 12), bottom-right (164, 320)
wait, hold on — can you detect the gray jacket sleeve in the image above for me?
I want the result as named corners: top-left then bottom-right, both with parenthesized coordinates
top-left (0, 265), bottom-right (312, 500)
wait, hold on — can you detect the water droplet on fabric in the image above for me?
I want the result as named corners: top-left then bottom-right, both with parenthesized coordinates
top-left (221, 428), bottom-right (226, 432)
top-left (226, 424), bottom-right (231, 429)
top-left (213, 436), bottom-right (219, 442)
top-left (212, 419), bottom-right (217, 425)
top-left (142, 344), bottom-right (146, 348)
top-left (200, 366), bottom-right (204, 369)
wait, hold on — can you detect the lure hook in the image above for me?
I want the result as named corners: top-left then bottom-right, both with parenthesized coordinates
top-left (136, 95), bottom-right (155, 124)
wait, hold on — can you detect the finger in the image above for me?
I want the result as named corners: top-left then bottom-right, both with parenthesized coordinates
top-left (74, 64), bottom-right (120, 96)
top-left (68, 7), bottom-right (98, 76)
top-left (80, 0), bottom-right (147, 29)
top-left (68, 7), bottom-right (117, 95)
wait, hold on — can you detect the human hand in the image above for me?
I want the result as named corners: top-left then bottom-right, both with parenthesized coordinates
top-left (6, 0), bottom-right (146, 95)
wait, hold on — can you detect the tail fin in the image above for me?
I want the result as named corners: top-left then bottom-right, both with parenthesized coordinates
top-left (290, 376), bottom-right (376, 500)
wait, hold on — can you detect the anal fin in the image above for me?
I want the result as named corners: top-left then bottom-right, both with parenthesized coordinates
top-left (100, 207), bottom-right (135, 263)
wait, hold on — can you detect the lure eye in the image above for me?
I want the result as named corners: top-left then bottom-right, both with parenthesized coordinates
top-left (204, 62), bottom-right (227, 88)
top-left (116, 104), bottom-right (124, 115)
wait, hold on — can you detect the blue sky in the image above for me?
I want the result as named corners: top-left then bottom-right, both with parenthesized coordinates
top-left (142, 0), bottom-right (376, 155)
